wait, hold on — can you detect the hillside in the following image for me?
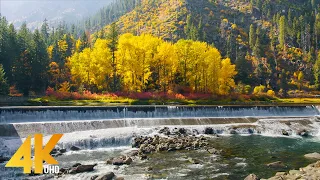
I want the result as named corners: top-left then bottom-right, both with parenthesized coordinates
top-left (0, 0), bottom-right (113, 30)
top-left (97, 0), bottom-right (318, 94)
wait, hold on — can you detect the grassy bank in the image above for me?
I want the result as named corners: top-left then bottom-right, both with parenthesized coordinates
top-left (24, 97), bottom-right (320, 106)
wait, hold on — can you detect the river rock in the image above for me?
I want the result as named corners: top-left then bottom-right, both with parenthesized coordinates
top-left (0, 156), bottom-right (9, 163)
top-left (297, 129), bottom-right (309, 137)
top-left (72, 163), bottom-right (82, 167)
top-left (230, 129), bottom-right (237, 134)
top-left (124, 157), bottom-right (133, 165)
top-left (158, 127), bottom-right (170, 135)
top-left (50, 148), bottom-right (58, 155)
top-left (288, 170), bottom-right (303, 175)
top-left (112, 158), bottom-right (125, 166)
top-left (266, 161), bottom-right (286, 168)
top-left (282, 130), bottom-right (289, 136)
top-left (188, 158), bottom-right (201, 164)
top-left (206, 148), bottom-right (220, 155)
top-left (70, 164), bottom-right (97, 174)
top-left (304, 152), bottom-right (320, 159)
top-left (244, 174), bottom-right (259, 180)
top-left (91, 175), bottom-right (99, 180)
top-left (59, 148), bottom-right (67, 153)
top-left (204, 127), bottom-right (214, 134)
top-left (59, 167), bottom-right (69, 174)
top-left (70, 145), bottom-right (81, 151)
top-left (95, 172), bottom-right (115, 180)
top-left (126, 149), bottom-right (139, 156)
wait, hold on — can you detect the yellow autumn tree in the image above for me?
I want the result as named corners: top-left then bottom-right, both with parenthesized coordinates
top-left (117, 33), bottom-right (162, 92)
top-left (68, 39), bottom-right (112, 91)
top-left (218, 58), bottom-right (237, 95)
top-left (155, 41), bottom-right (178, 91)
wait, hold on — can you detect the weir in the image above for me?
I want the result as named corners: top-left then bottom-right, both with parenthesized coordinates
top-left (0, 105), bottom-right (319, 123)
top-left (0, 106), bottom-right (319, 138)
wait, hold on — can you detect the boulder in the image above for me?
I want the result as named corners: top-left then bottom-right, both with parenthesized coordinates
top-left (204, 127), bottom-right (214, 134)
top-left (297, 129), bottom-right (309, 137)
top-left (70, 146), bottom-right (81, 151)
top-left (72, 163), bottom-right (82, 167)
top-left (91, 175), bottom-right (99, 180)
top-left (266, 161), bottom-right (286, 168)
top-left (282, 130), bottom-right (289, 136)
top-left (59, 168), bottom-right (69, 174)
top-left (106, 159), bottom-right (113, 165)
top-left (72, 164), bottom-right (97, 173)
top-left (140, 154), bottom-right (147, 160)
top-left (124, 157), bottom-right (133, 165)
top-left (207, 148), bottom-right (220, 155)
top-left (95, 172), bottom-right (115, 180)
top-left (112, 158), bottom-right (125, 166)
top-left (178, 128), bottom-right (186, 134)
top-left (230, 129), bottom-right (237, 134)
top-left (304, 152), bottom-right (320, 159)
top-left (188, 158), bottom-right (201, 164)
top-left (244, 174), bottom-right (259, 180)
top-left (59, 148), bottom-right (67, 153)
top-left (126, 150), bottom-right (139, 156)
top-left (0, 156), bottom-right (9, 163)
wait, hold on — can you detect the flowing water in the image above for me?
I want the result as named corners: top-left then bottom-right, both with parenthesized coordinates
top-left (0, 106), bottom-right (320, 179)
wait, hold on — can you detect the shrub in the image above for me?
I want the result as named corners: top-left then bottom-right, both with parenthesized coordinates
top-left (267, 90), bottom-right (276, 97)
top-left (253, 85), bottom-right (266, 95)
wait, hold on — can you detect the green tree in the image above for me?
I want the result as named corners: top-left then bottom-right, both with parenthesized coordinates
top-left (314, 53), bottom-right (320, 89)
top-left (41, 19), bottom-right (49, 44)
top-left (279, 16), bottom-right (286, 49)
top-left (249, 24), bottom-right (256, 50)
top-left (107, 22), bottom-right (120, 91)
top-left (0, 64), bottom-right (9, 95)
top-left (31, 29), bottom-right (49, 92)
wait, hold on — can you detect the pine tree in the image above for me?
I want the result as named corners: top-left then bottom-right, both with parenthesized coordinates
top-left (249, 24), bottom-right (256, 50)
top-left (253, 37), bottom-right (261, 57)
top-left (279, 16), bottom-right (286, 49)
top-left (41, 19), bottom-right (49, 45)
top-left (107, 22), bottom-right (120, 91)
top-left (0, 64), bottom-right (9, 95)
top-left (31, 29), bottom-right (49, 92)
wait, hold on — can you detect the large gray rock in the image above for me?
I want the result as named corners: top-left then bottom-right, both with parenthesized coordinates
top-left (95, 172), bottom-right (115, 180)
top-left (112, 158), bottom-right (125, 165)
top-left (70, 164), bottom-right (97, 174)
top-left (244, 174), bottom-right (259, 180)
top-left (304, 152), bottom-right (320, 159)
top-left (70, 145), bottom-right (81, 151)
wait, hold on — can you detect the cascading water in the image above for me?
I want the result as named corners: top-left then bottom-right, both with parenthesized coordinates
top-left (1, 106), bottom-right (320, 180)
top-left (0, 106), bottom-right (318, 123)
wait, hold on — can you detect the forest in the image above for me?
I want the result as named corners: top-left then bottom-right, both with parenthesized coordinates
top-left (1, 0), bottom-right (320, 103)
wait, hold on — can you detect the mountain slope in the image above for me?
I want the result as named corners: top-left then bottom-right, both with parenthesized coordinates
top-left (1, 0), bottom-right (113, 30)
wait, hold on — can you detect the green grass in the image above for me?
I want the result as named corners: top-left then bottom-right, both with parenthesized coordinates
top-left (25, 96), bottom-right (320, 106)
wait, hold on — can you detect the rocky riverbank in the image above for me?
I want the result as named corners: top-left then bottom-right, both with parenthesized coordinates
top-left (246, 160), bottom-right (320, 180)
top-left (54, 127), bottom-right (222, 180)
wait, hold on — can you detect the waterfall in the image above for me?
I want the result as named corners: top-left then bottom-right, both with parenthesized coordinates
top-left (0, 106), bottom-right (318, 123)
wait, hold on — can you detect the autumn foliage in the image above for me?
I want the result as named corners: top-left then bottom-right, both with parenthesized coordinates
top-left (68, 33), bottom-right (237, 95)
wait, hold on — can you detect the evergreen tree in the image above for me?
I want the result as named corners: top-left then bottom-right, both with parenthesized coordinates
top-left (249, 24), bottom-right (256, 50)
top-left (279, 16), bottom-right (286, 49)
top-left (31, 29), bottom-right (49, 92)
top-left (107, 22), bottom-right (120, 91)
top-left (0, 64), bottom-right (9, 95)
top-left (41, 19), bottom-right (49, 44)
